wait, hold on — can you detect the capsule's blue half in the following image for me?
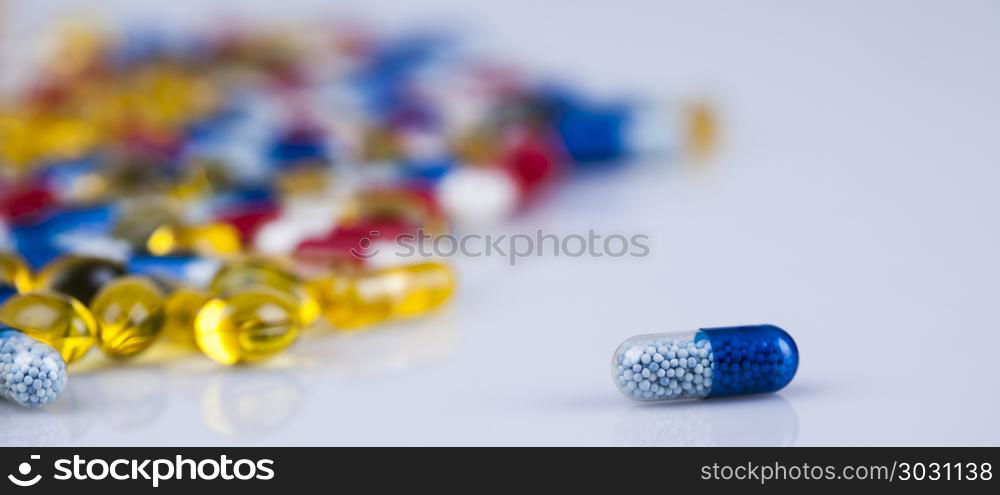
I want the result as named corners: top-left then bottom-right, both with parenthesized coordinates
top-left (128, 254), bottom-right (199, 281)
top-left (700, 325), bottom-right (798, 398)
top-left (0, 284), bottom-right (16, 305)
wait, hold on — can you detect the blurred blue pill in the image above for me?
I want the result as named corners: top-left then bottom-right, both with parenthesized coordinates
top-left (127, 254), bottom-right (220, 287)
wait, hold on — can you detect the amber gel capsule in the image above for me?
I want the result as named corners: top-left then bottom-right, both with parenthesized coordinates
top-left (310, 261), bottom-right (455, 330)
top-left (90, 276), bottom-right (166, 358)
top-left (194, 286), bottom-right (302, 365)
top-left (146, 222), bottom-right (242, 257)
top-left (0, 291), bottom-right (98, 364)
top-left (162, 288), bottom-right (212, 348)
top-left (209, 257), bottom-right (321, 326)
top-left (0, 252), bottom-right (33, 292)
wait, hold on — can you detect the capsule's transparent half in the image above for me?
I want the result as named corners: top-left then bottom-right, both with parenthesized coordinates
top-left (612, 325), bottom-right (798, 401)
top-left (0, 329), bottom-right (68, 408)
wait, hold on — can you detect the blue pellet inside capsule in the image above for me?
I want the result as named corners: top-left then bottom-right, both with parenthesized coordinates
top-left (701, 325), bottom-right (798, 398)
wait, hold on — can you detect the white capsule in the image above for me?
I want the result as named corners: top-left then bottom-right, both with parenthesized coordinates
top-left (437, 167), bottom-right (518, 227)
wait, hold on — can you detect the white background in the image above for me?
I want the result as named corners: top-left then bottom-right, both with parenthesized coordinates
top-left (1, 0), bottom-right (998, 445)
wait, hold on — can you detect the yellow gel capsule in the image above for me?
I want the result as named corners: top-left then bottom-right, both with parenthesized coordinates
top-left (277, 167), bottom-right (331, 197)
top-left (194, 286), bottom-right (302, 365)
top-left (33, 115), bottom-right (101, 163)
top-left (685, 100), bottom-right (718, 161)
top-left (361, 126), bottom-right (403, 162)
top-left (0, 111), bottom-right (100, 167)
top-left (147, 222), bottom-right (242, 257)
top-left (0, 252), bottom-right (33, 292)
top-left (34, 255), bottom-right (127, 305)
top-left (384, 262), bottom-right (455, 318)
top-left (112, 198), bottom-right (182, 250)
top-left (453, 128), bottom-right (500, 165)
top-left (313, 262), bottom-right (455, 330)
top-left (90, 276), bottom-right (166, 358)
top-left (308, 273), bottom-right (389, 330)
top-left (209, 258), bottom-right (321, 326)
top-left (0, 291), bottom-right (98, 364)
top-left (162, 288), bottom-right (211, 349)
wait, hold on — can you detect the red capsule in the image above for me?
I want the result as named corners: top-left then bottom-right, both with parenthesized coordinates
top-left (216, 206), bottom-right (281, 245)
top-left (501, 131), bottom-right (566, 205)
top-left (295, 218), bottom-right (417, 266)
top-left (0, 185), bottom-right (56, 224)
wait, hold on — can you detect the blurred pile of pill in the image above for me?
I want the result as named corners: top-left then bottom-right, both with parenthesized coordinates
top-left (0, 22), bottom-right (713, 407)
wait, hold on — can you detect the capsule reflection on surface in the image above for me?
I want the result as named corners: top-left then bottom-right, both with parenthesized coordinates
top-left (612, 325), bottom-right (798, 402)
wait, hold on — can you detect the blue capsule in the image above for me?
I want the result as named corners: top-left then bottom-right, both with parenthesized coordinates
top-left (612, 325), bottom-right (798, 401)
top-left (204, 185), bottom-right (277, 217)
top-left (539, 88), bottom-right (633, 166)
top-left (127, 254), bottom-right (220, 287)
top-left (267, 128), bottom-right (330, 169)
top-left (0, 328), bottom-right (68, 408)
top-left (10, 203), bottom-right (120, 268)
top-left (0, 285), bottom-right (16, 306)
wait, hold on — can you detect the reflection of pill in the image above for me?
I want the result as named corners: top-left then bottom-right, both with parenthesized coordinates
top-left (613, 325), bottom-right (798, 402)
top-left (0, 329), bottom-right (69, 408)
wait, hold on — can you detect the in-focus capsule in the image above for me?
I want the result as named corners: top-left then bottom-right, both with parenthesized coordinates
top-left (0, 292), bottom-right (98, 364)
top-left (194, 286), bottom-right (302, 365)
top-left (612, 325), bottom-right (798, 401)
top-left (90, 276), bottom-right (166, 358)
top-left (0, 328), bottom-right (68, 408)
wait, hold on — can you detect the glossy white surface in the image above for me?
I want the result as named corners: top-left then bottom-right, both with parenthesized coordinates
top-left (1, 0), bottom-right (998, 445)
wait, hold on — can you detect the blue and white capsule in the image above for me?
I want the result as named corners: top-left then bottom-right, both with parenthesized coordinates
top-left (612, 325), bottom-right (798, 401)
top-left (0, 328), bottom-right (68, 408)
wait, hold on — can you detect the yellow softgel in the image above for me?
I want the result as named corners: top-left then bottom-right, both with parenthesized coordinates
top-left (0, 291), bottom-right (98, 364)
top-left (194, 286), bottom-right (302, 365)
top-left (383, 262), bottom-right (455, 318)
top-left (90, 276), bottom-right (166, 358)
top-left (313, 261), bottom-right (455, 330)
top-left (147, 222), bottom-right (242, 257)
top-left (309, 273), bottom-right (392, 330)
top-left (162, 288), bottom-right (211, 349)
top-left (112, 197), bottom-right (183, 250)
top-left (0, 111), bottom-right (101, 169)
top-left (209, 257), bottom-right (321, 326)
top-left (0, 252), bottom-right (33, 292)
